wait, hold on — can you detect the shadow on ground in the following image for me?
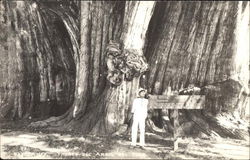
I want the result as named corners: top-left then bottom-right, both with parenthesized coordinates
top-left (1, 120), bottom-right (249, 159)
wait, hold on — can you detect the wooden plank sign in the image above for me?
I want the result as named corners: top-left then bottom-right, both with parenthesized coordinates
top-left (148, 94), bottom-right (205, 151)
top-left (148, 95), bottom-right (205, 110)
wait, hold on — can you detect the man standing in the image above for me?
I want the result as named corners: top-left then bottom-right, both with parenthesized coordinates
top-left (130, 88), bottom-right (148, 149)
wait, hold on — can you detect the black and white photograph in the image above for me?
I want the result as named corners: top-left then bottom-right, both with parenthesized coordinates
top-left (0, 0), bottom-right (249, 159)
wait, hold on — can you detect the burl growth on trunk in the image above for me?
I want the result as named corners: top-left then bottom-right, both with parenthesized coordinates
top-left (105, 41), bottom-right (148, 86)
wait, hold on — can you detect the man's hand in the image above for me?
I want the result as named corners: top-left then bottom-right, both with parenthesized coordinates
top-left (128, 112), bottom-right (134, 120)
top-left (146, 94), bottom-right (152, 99)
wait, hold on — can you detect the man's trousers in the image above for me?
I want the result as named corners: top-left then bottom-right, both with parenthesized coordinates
top-left (131, 116), bottom-right (146, 146)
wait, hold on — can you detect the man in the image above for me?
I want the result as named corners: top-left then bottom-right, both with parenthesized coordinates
top-left (130, 88), bottom-right (149, 149)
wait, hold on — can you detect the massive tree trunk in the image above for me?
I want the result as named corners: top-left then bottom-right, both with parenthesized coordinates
top-left (27, 1), bottom-right (155, 135)
top-left (44, 1), bottom-right (155, 134)
top-left (144, 1), bottom-right (249, 139)
top-left (0, 1), bottom-right (249, 138)
top-left (0, 1), bottom-right (77, 120)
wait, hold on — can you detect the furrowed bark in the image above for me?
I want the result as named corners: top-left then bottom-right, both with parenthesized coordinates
top-left (72, 1), bottom-right (90, 118)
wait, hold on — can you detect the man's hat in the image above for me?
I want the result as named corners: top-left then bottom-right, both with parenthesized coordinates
top-left (138, 88), bottom-right (147, 95)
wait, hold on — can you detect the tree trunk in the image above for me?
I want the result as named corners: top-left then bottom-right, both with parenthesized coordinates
top-left (38, 1), bottom-right (155, 135)
top-left (144, 1), bottom-right (249, 139)
top-left (0, 1), bottom-right (76, 120)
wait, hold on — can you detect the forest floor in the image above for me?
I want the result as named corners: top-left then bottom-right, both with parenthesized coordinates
top-left (0, 120), bottom-right (249, 159)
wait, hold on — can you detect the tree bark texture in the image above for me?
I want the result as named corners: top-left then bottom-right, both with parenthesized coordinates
top-left (144, 1), bottom-right (249, 116)
top-left (144, 1), bottom-right (249, 139)
top-left (53, 1), bottom-right (155, 134)
top-left (0, 1), bottom-right (77, 119)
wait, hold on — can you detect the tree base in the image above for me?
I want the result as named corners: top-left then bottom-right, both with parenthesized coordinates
top-left (149, 110), bottom-right (250, 141)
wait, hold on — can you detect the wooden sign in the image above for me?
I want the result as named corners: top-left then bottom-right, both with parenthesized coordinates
top-left (149, 95), bottom-right (205, 110)
top-left (148, 94), bottom-right (206, 151)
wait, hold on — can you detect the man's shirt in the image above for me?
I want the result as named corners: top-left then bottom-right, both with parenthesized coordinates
top-left (131, 98), bottom-right (148, 120)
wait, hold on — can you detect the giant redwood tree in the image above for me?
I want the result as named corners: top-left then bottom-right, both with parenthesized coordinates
top-left (0, 1), bottom-right (249, 138)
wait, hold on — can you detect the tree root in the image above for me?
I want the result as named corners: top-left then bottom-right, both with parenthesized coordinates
top-left (143, 110), bottom-right (249, 141)
top-left (177, 111), bottom-right (249, 140)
